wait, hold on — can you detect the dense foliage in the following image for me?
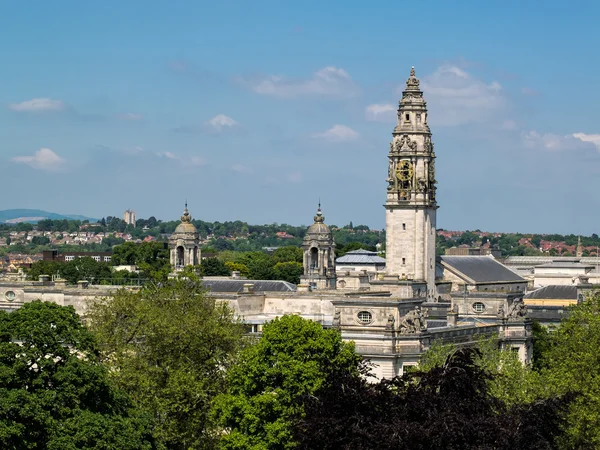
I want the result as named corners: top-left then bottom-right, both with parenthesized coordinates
top-left (295, 348), bottom-right (569, 450)
top-left (0, 302), bottom-right (155, 449)
top-left (88, 276), bottom-right (246, 450)
top-left (212, 315), bottom-right (362, 450)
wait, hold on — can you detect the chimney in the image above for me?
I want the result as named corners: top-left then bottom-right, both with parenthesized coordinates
top-left (77, 280), bottom-right (89, 289)
top-left (242, 283), bottom-right (254, 294)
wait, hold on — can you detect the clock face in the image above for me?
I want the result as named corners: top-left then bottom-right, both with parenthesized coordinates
top-left (396, 160), bottom-right (413, 182)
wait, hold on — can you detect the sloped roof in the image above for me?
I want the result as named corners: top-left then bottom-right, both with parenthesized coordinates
top-left (438, 255), bottom-right (524, 283)
top-left (524, 285), bottom-right (577, 300)
top-left (201, 279), bottom-right (296, 293)
top-left (336, 249), bottom-right (386, 264)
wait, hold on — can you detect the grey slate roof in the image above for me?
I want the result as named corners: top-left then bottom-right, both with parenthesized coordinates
top-left (201, 279), bottom-right (296, 293)
top-left (536, 262), bottom-right (594, 269)
top-left (524, 285), bottom-right (577, 300)
top-left (336, 249), bottom-right (386, 264)
top-left (438, 255), bottom-right (524, 283)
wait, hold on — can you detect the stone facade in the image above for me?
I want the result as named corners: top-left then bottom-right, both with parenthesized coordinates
top-left (384, 67), bottom-right (437, 300)
top-left (169, 204), bottom-right (200, 271)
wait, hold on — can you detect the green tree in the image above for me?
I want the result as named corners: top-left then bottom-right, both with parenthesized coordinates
top-left (224, 262), bottom-right (249, 277)
top-left (213, 315), bottom-right (361, 450)
top-left (0, 301), bottom-right (155, 449)
top-left (271, 246), bottom-right (303, 264)
top-left (418, 337), bottom-right (541, 406)
top-left (273, 261), bottom-right (303, 284)
top-left (540, 291), bottom-right (600, 448)
top-left (88, 276), bottom-right (246, 449)
top-left (201, 258), bottom-right (232, 276)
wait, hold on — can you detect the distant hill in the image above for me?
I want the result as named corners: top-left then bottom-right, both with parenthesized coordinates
top-left (0, 209), bottom-right (98, 224)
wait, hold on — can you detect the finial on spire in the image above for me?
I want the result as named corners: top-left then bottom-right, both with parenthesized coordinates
top-left (314, 202), bottom-right (324, 223)
top-left (181, 202), bottom-right (191, 223)
top-left (405, 65), bottom-right (420, 90)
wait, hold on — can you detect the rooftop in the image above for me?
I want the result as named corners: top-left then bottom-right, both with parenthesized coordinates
top-left (524, 285), bottom-right (578, 300)
top-left (336, 249), bottom-right (386, 265)
top-left (438, 255), bottom-right (524, 284)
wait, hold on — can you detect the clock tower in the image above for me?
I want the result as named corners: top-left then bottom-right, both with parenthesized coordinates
top-left (384, 67), bottom-right (437, 298)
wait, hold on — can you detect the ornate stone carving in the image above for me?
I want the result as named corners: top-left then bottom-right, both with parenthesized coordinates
top-left (507, 299), bottom-right (527, 320)
top-left (332, 311), bottom-right (341, 328)
top-left (417, 178), bottom-right (427, 193)
top-left (395, 134), bottom-right (418, 152)
top-left (385, 314), bottom-right (395, 330)
top-left (428, 160), bottom-right (436, 185)
top-left (399, 306), bottom-right (428, 334)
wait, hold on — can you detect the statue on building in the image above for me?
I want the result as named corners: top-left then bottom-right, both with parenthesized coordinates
top-left (507, 298), bottom-right (528, 320)
top-left (399, 306), bottom-right (428, 334)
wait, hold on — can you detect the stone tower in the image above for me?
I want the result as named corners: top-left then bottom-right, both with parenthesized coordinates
top-left (384, 67), bottom-right (437, 298)
top-left (169, 203), bottom-right (201, 271)
top-left (300, 204), bottom-right (336, 290)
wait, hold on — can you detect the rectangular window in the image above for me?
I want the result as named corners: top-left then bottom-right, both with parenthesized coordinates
top-left (402, 223), bottom-right (406, 230)
top-left (405, 113), bottom-right (410, 121)
top-left (402, 258), bottom-right (406, 265)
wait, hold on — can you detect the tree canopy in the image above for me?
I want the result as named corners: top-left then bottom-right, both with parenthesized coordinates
top-left (296, 348), bottom-right (569, 450)
top-left (88, 276), bottom-right (246, 449)
top-left (212, 315), bottom-right (361, 450)
top-left (0, 301), bottom-right (155, 450)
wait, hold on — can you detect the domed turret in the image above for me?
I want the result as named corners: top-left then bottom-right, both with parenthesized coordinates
top-left (306, 204), bottom-right (331, 236)
top-left (174, 204), bottom-right (197, 234)
top-left (169, 202), bottom-right (200, 271)
top-left (300, 203), bottom-right (336, 290)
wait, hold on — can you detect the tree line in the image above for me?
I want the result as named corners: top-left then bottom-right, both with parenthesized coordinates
top-left (4, 281), bottom-right (600, 448)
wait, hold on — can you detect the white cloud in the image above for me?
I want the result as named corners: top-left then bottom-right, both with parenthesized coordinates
top-left (365, 103), bottom-right (396, 122)
top-left (419, 65), bottom-right (506, 126)
top-left (500, 119), bottom-right (518, 131)
top-left (9, 98), bottom-right (65, 112)
top-left (118, 112), bottom-right (143, 121)
top-left (313, 125), bottom-right (359, 142)
top-left (245, 66), bottom-right (358, 99)
top-left (573, 133), bottom-right (600, 150)
top-left (232, 164), bottom-right (252, 173)
top-left (521, 130), bottom-right (593, 151)
top-left (190, 156), bottom-right (207, 166)
top-left (205, 114), bottom-right (239, 132)
top-left (156, 151), bottom-right (181, 160)
top-left (11, 148), bottom-right (64, 171)
top-left (287, 172), bottom-right (303, 183)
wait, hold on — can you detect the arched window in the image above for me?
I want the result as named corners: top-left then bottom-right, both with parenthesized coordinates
top-left (176, 246), bottom-right (185, 268)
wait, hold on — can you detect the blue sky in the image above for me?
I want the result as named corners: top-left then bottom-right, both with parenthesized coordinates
top-left (2, 1), bottom-right (600, 234)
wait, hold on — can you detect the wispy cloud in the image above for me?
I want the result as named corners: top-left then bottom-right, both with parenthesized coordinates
top-left (232, 164), bottom-right (252, 173)
top-left (313, 125), bottom-right (359, 142)
top-left (241, 66), bottom-right (358, 99)
top-left (205, 114), bottom-right (239, 133)
top-left (287, 172), bottom-right (303, 183)
top-left (190, 156), bottom-right (207, 166)
top-left (573, 133), bottom-right (600, 151)
top-left (9, 98), bottom-right (66, 113)
top-left (11, 148), bottom-right (65, 171)
top-left (419, 65), bottom-right (506, 126)
top-left (521, 130), bottom-right (594, 151)
top-left (520, 87), bottom-right (540, 97)
top-left (157, 151), bottom-right (180, 160)
top-left (117, 112), bottom-right (143, 121)
top-left (365, 103), bottom-right (396, 122)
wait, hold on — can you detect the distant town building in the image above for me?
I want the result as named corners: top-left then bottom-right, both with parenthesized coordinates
top-left (42, 250), bottom-right (112, 263)
top-left (123, 209), bottom-right (136, 227)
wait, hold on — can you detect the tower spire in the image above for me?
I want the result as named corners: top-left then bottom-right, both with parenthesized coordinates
top-left (314, 202), bottom-right (324, 223)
